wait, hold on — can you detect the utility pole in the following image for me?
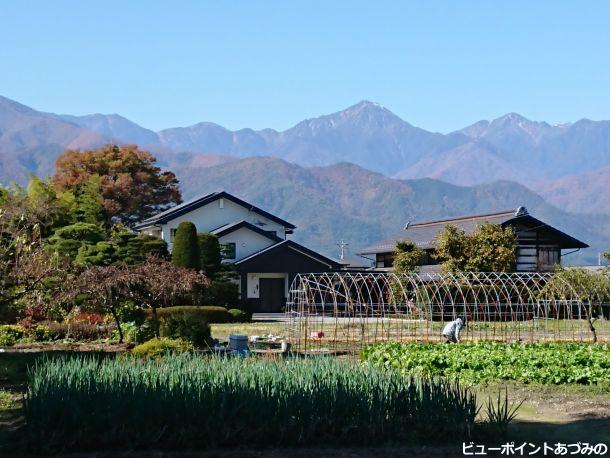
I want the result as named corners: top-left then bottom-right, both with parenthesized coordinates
top-left (337, 239), bottom-right (349, 260)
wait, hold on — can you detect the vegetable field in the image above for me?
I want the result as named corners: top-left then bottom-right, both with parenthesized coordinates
top-left (25, 354), bottom-right (479, 450)
top-left (362, 342), bottom-right (610, 385)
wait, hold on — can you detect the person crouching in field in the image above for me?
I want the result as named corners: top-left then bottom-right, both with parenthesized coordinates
top-left (442, 315), bottom-right (466, 343)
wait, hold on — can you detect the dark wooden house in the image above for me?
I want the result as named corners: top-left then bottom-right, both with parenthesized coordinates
top-left (358, 207), bottom-right (589, 272)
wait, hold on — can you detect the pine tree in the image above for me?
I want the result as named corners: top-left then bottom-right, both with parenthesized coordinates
top-left (171, 222), bottom-right (200, 270)
top-left (73, 175), bottom-right (107, 225)
top-left (111, 228), bottom-right (168, 264)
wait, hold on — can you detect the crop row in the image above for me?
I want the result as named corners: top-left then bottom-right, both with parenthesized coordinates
top-left (362, 342), bottom-right (610, 385)
top-left (26, 354), bottom-right (478, 450)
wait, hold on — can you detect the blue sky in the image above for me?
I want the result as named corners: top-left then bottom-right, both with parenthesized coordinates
top-left (1, 1), bottom-right (609, 132)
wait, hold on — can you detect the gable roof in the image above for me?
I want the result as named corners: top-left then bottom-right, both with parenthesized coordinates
top-left (211, 220), bottom-right (283, 243)
top-left (235, 240), bottom-right (341, 269)
top-left (359, 207), bottom-right (588, 254)
top-left (134, 191), bottom-right (296, 230)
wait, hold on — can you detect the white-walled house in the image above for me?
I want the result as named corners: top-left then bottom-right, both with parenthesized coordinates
top-left (134, 191), bottom-right (340, 312)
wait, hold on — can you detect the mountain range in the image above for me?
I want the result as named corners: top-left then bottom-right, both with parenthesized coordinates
top-left (171, 157), bottom-right (610, 265)
top-left (0, 95), bottom-right (608, 263)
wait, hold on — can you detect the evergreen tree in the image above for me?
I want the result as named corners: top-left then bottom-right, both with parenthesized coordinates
top-left (27, 175), bottom-right (57, 203)
top-left (171, 222), bottom-right (200, 270)
top-left (48, 222), bottom-right (105, 259)
top-left (111, 228), bottom-right (168, 264)
top-left (75, 241), bottom-right (118, 266)
top-left (26, 175), bottom-right (70, 232)
top-left (72, 175), bottom-right (107, 225)
top-left (197, 233), bottom-right (222, 279)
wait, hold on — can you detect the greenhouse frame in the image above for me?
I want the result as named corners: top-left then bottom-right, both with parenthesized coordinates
top-left (285, 271), bottom-right (610, 352)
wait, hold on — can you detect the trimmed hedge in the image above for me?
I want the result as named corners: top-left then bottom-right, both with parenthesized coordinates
top-left (228, 309), bottom-right (250, 323)
top-left (205, 280), bottom-right (240, 308)
top-left (131, 338), bottom-right (193, 358)
top-left (171, 222), bottom-right (200, 270)
top-left (158, 311), bottom-right (211, 348)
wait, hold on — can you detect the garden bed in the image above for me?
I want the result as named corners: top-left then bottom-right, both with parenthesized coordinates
top-left (362, 342), bottom-right (610, 385)
top-left (25, 354), bottom-right (480, 451)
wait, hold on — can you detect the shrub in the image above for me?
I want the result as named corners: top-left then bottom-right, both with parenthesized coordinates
top-left (31, 321), bottom-right (66, 341)
top-left (29, 324), bottom-right (54, 342)
top-left (112, 320), bottom-right (157, 344)
top-left (158, 311), bottom-right (211, 348)
top-left (27, 321), bottom-right (110, 342)
top-left (65, 322), bottom-right (110, 341)
top-left (117, 301), bottom-right (148, 326)
top-left (197, 233), bottom-right (222, 279)
top-left (156, 306), bottom-right (233, 324)
top-left (0, 303), bottom-right (20, 325)
top-left (131, 338), bottom-right (193, 358)
top-left (70, 313), bottom-right (105, 325)
top-left (205, 280), bottom-right (240, 308)
top-left (228, 309), bottom-right (250, 323)
top-left (0, 325), bottom-right (26, 346)
top-left (25, 355), bottom-right (478, 451)
top-left (171, 222), bottom-right (200, 270)
top-left (17, 305), bottom-right (47, 329)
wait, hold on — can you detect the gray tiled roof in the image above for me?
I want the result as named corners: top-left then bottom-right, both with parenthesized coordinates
top-left (359, 209), bottom-right (520, 254)
top-left (133, 190), bottom-right (296, 230)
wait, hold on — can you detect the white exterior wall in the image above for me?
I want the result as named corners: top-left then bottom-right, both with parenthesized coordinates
top-left (159, 197), bottom-right (287, 251)
top-left (245, 273), bottom-right (288, 299)
top-left (217, 227), bottom-right (276, 261)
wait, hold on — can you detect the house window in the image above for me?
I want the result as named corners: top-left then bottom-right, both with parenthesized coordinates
top-left (222, 242), bottom-right (236, 260)
top-left (376, 253), bottom-right (394, 268)
top-left (170, 228), bottom-right (177, 242)
top-left (538, 247), bottom-right (560, 270)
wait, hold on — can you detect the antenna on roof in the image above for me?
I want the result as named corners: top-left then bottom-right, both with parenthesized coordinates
top-left (404, 221), bottom-right (411, 230)
top-left (515, 206), bottom-right (528, 217)
top-left (337, 239), bottom-right (349, 260)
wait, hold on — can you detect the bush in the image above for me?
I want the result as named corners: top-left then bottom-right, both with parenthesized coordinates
top-left (17, 305), bottom-right (47, 329)
top-left (158, 310), bottom-right (211, 348)
top-left (112, 320), bottom-right (157, 344)
top-left (362, 342), bottom-right (610, 385)
top-left (25, 355), bottom-right (478, 451)
top-left (117, 301), bottom-right (148, 326)
top-left (131, 338), bottom-right (193, 358)
top-left (228, 309), bottom-right (250, 323)
top-left (171, 222), bottom-right (200, 270)
top-left (70, 313), bottom-right (105, 325)
top-left (0, 303), bottom-right (21, 325)
top-left (156, 306), bottom-right (233, 324)
top-left (0, 325), bottom-right (26, 346)
top-left (205, 280), bottom-right (240, 308)
top-left (197, 233), bottom-right (222, 279)
top-left (29, 324), bottom-right (54, 342)
top-left (27, 321), bottom-right (110, 342)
